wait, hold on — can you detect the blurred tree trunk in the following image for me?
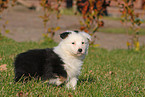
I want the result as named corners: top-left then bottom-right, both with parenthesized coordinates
top-left (66, 0), bottom-right (73, 8)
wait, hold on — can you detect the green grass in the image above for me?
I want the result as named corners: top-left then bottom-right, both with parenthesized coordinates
top-left (0, 37), bottom-right (145, 96)
top-left (61, 8), bottom-right (77, 16)
top-left (103, 16), bottom-right (145, 23)
top-left (99, 28), bottom-right (145, 35)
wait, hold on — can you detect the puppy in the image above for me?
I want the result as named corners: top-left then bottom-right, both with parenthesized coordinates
top-left (14, 30), bottom-right (91, 89)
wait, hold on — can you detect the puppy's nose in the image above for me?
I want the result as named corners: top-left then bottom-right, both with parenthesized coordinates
top-left (78, 49), bottom-right (82, 53)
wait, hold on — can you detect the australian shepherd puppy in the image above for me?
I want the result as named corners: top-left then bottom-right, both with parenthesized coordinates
top-left (14, 30), bottom-right (91, 89)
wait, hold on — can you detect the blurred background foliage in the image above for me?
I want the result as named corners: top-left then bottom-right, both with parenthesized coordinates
top-left (0, 0), bottom-right (145, 51)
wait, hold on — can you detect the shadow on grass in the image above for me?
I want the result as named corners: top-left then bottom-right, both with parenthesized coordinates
top-left (78, 75), bottom-right (96, 85)
top-left (14, 75), bottom-right (96, 89)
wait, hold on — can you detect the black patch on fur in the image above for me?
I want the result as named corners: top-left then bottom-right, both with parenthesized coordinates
top-left (74, 30), bottom-right (79, 33)
top-left (14, 48), bottom-right (67, 82)
top-left (60, 32), bottom-right (71, 39)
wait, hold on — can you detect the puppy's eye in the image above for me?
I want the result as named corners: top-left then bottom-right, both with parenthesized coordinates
top-left (72, 42), bottom-right (75, 44)
top-left (82, 42), bottom-right (85, 44)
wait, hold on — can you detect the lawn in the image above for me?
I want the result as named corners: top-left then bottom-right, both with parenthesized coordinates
top-left (0, 37), bottom-right (145, 96)
top-left (99, 28), bottom-right (145, 35)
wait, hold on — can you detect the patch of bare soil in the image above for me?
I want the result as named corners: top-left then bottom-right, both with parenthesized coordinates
top-left (0, 5), bottom-right (145, 50)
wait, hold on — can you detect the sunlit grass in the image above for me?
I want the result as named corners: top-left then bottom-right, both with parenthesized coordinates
top-left (0, 38), bottom-right (145, 96)
top-left (61, 8), bottom-right (77, 16)
top-left (99, 28), bottom-right (145, 35)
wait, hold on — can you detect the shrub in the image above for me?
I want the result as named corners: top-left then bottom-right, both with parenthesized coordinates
top-left (76, 0), bottom-right (110, 45)
top-left (118, 0), bottom-right (143, 51)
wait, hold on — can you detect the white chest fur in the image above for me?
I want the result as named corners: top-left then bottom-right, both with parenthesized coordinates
top-left (53, 46), bottom-right (84, 79)
top-left (63, 57), bottom-right (83, 79)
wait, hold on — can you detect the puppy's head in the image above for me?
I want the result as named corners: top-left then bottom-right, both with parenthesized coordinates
top-left (60, 30), bottom-right (91, 57)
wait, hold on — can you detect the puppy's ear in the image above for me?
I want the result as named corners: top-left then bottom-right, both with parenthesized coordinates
top-left (80, 32), bottom-right (91, 41)
top-left (74, 30), bottom-right (79, 33)
top-left (60, 32), bottom-right (71, 39)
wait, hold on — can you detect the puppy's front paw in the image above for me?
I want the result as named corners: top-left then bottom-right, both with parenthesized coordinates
top-left (66, 77), bottom-right (77, 90)
top-left (66, 83), bottom-right (76, 90)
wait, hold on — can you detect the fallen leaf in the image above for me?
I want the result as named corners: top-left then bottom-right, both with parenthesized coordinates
top-left (16, 91), bottom-right (28, 97)
top-left (68, 93), bottom-right (73, 97)
top-left (109, 71), bottom-right (114, 75)
top-left (89, 70), bottom-right (93, 73)
top-left (128, 82), bottom-right (133, 87)
top-left (0, 64), bottom-right (7, 71)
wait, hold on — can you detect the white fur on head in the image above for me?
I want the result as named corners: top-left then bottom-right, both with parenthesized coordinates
top-left (58, 30), bottom-right (91, 59)
top-left (79, 31), bottom-right (91, 41)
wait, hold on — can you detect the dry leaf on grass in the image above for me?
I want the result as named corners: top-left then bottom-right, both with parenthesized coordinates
top-left (16, 91), bottom-right (28, 97)
top-left (109, 71), bottom-right (114, 75)
top-left (68, 93), bottom-right (73, 97)
top-left (0, 64), bottom-right (7, 71)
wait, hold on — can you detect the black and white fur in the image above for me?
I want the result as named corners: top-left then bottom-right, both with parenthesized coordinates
top-left (14, 30), bottom-right (91, 89)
